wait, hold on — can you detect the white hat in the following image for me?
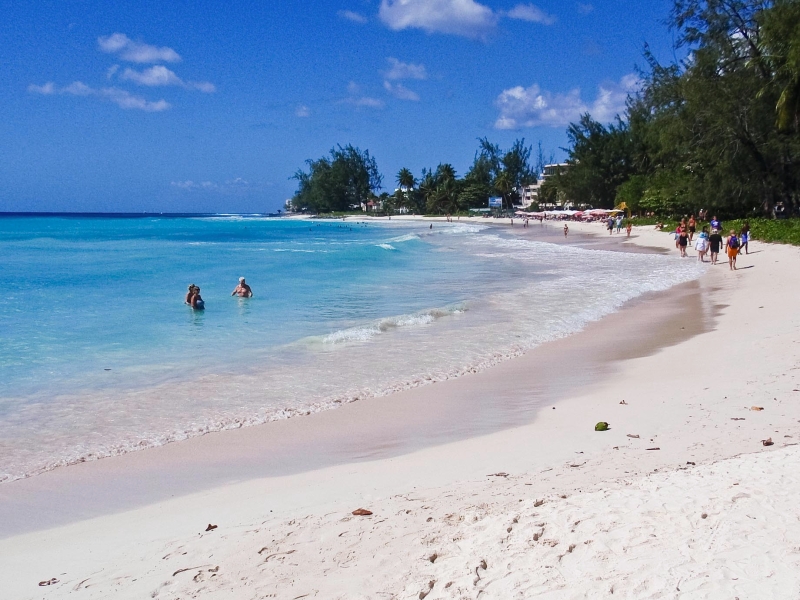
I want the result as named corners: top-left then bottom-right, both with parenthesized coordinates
top-left (239, 277), bottom-right (245, 282)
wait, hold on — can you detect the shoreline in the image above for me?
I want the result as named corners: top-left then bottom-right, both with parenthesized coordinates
top-left (0, 221), bottom-right (700, 536)
top-left (4, 223), bottom-right (800, 597)
top-left (0, 218), bottom-right (685, 486)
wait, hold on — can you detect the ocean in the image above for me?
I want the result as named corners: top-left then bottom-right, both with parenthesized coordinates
top-left (0, 215), bottom-right (704, 482)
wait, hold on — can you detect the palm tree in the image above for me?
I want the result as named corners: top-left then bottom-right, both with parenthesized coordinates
top-left (397, 167), bottom-right (416, 190)
top-left (396, 167), bottom-right (416, 212)
top-left (493, 171), bottom-right (513, 210)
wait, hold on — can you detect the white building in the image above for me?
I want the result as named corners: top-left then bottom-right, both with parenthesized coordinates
top-left (518, 163), bottom-right (570, 208)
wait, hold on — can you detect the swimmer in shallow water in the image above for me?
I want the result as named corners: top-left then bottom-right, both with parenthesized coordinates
top-left (231, 277), bottom-right (253, 298)
top-left (190, 286), bottom-right (205, 309)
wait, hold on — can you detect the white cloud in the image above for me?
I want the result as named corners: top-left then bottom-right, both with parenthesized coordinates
top-left (383, 57), bottom-right (427, 80)
top-left (379, 0), bottom-right (498, 39)
top-left (62, 81), bottom-right (93, 96)
top-left (121, 65), bottom-right (183, 86)
top-left (27, 82), bottom-right (56, 95)
top-left (494, 74), bottom-right (640, 128)
top-left (577, 3), bottom-right (594, 15)
top-left (171, 180), bottom-right (217, 190)
top-left (383, 80), bottom-right (420, 101)
top-left (119, 66), bottom-right (216, 92)
top-left (106, 64), bottom-right (120, 79)
top-left (338, 10), bottom-right (368, 23)
top-left (343, 81), bottom-right (386, 108)
top-left (191, 81), bottom-right (217, 93)
top-left (506, 4), bottom-right (556, 25)
top-left (100, 87), bottom-right (171, 112)
top-left (295, 105), bottom-right (311, 117)
top-left (348, 96), bottom-right (385, 108)
top-left (27, 80), bottom-right (170, 112)
top-left (98, 33), bottom-right (181, 63)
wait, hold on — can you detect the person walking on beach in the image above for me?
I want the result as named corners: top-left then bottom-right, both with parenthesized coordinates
top-left (615, 215), bottom-right (623, 233)
top-left (678, 226), bottom-right (689, 257)
top-left (688, 215), bottom-right (697, 242)
top-left (740, 221), bottom-right (751, 254)
top-left (727, 229), bottom-right (740, 270)
top-left (708, 229), bottom-right (723, 264)
top-left (231, 277), bottom-right (253, 298)
top-left (626, 221), bottom-right (632, 237)
top-left (607, 217), bottom-right (614, 234)
top-left (564, 223), bottom-right (569, 237)
top-left (710, 215), bottom-right (721, 231)
top-left (694, 226), bottom-right (709, 261)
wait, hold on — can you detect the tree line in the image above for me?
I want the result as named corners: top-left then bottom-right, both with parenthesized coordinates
top-left (290, 139), bottom-right (552, 214)
top-left (544, 0), bottom-right (800, 218)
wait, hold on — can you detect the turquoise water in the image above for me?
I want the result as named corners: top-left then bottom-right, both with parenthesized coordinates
top-left (0, 216), bottom-right (705, 481)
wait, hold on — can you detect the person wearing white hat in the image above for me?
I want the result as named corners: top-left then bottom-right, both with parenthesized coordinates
top-left (231, 277), bottom-right (253, 297)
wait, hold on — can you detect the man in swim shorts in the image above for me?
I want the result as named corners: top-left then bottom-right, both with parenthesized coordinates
top-left (708, 229), bottom-right (723, 265)
top-left (231, 277), bottom-right (253, 297)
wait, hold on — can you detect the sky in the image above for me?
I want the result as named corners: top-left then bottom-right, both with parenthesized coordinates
top-left (0, 0), bottom-right (679, 213)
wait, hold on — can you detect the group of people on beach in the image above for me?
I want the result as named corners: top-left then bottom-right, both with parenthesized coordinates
top-left (674, 214), bottom-right (750, 269)
top-left (605, 215), bottom-right (633, 237)
top-left (185, 277), bottom-right (253, 310)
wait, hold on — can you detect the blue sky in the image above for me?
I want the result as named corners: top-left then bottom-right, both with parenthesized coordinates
top-left (1, 0), bottom-right (677, 213)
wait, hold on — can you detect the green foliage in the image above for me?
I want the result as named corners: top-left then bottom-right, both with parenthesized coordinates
top-left (558, 115), bottom-right (636, 208)
top-left (291, 145), bottom-right (382, 213)
top-left (546, 0), bottom-right (800, 218)
top-left (715, 217), bottom-right (800, 245)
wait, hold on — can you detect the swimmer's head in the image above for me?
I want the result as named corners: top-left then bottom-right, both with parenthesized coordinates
top-left (239, 277), bottom-right (245, 283)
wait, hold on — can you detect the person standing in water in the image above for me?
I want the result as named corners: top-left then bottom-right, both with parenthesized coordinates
top-left (564, 223), bottom-right (569, 237)
top-left (231, 277), bottom-right (253, 298)
top-left (688, 214), bottom-right (697, 242)
top-left (678, 226), bottom-right (689, 257)
top-left (626, 221), bottom-right (632, 237)
top-left (189, 286), bottom-right (205, 309)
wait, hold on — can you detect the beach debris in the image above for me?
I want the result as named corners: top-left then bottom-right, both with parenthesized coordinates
top-left (39, 578), bottom-right (59, 586)
top-left (419, 580), bottom-right (435, 599)
top-left (686, 461), bottom-right (696, 465)
top-left (619, 400), bottom-right (628, 405)
top-left (627, 434), bottom-right (640, 439)
top-left (205, 524), bottom-right (218, 531)
top-left (762, 438), bottom-right (774, 446)
top-left (428, 553), bottom-right (438, 563)
top-left (751, 406), bottom-right (765, 411)
top-left (475, 559), bottom-right (488, 581)
top-left (352, 508), bottom-right (373, 516)
top-left (259, 550), bottom-right (296, 562)
top-left (595, 422), bottom-right (610, 431)
top-left (534, 499), bottom-right (544, 507)
top-left (488, 472), bottom-right (509, 477)
top-left (731, 418), bottom-right (746, 421)
top-left (701, 513), bottom-right (708, 519)
top-left (646, 447), bottom-right (661, 451)
top-left (172, 565), bottom-right (210, 576)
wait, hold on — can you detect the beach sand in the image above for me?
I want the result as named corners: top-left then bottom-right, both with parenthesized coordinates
top-left (3, 221), bottom-right (800, 598)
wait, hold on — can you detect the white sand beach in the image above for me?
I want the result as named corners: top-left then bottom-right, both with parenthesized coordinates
top-left (3, 222), bottom-right (800, 599)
